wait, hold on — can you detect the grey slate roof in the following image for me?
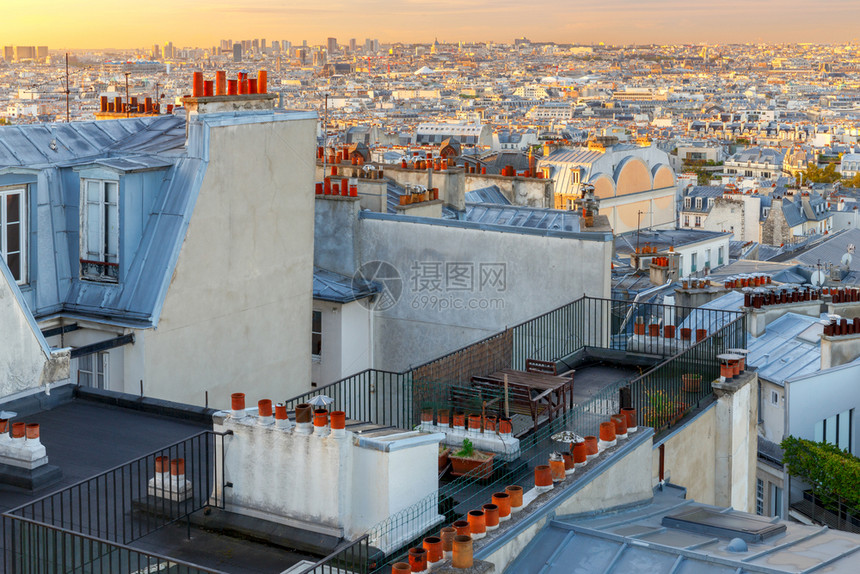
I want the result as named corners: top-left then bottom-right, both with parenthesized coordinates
top-left (785, 227), bottom-right (860, 267)
top-left (508, 485), bottom-right (860, 574)
top-left (457, 203), bottom-right (581, 232)
top-left (464, 185), bottom-right (511, 205)
top-left (313, 266), bottom-right (379, 303)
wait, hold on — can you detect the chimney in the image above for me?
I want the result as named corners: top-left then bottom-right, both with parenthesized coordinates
top-left (181, 69), bottom-right (277, 119)
top-left (821, 317), bottom-right (860, 369)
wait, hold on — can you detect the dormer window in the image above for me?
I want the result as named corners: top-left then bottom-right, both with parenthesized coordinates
top-left (80, 179), bottom-right (119, 282)
top-left (684, 197), bottom-right (691, 209)
top-left (708, 198), bottom-right (715, 209)
top-left (0, 186), bottom-right (26, 284)
top-left (695, 197), bottom-right (702, 210)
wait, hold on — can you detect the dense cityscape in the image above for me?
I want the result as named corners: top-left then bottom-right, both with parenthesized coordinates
top-left (2, 28), bottom-right (860, 574)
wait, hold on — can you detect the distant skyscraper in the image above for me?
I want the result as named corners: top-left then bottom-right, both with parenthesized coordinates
top-left (372, 39), bottom-right (379, 52)
top-left (36, 46), bottom-right (48, 59)
top-left (365, 39), bottom-right (373, 52)
top-left (349, 38), bottom-right (357, 52)
top-left (152, 44), bottom-right (161, 59)
top-left (261, 38), bottom-right (266, 51)
top-left (163, 42), bottom-right (173, 59)
top-left (233, 43), bottom-right (242, 63)
top-left (252, 39), bottom-right (259, 53)
top-left (14, 46), bottom-right (36, 60)
top-left (4, 46), bottom-right (14, 62)
top-left (327, 37), bottom-right (337, 55)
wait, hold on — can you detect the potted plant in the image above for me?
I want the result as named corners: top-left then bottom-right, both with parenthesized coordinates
top-left (439, 444), bottom-right (451, 472)
top-left (643, 390), bottom-right (688, 429)
top-left (449, 439), bottom-right (495, 479)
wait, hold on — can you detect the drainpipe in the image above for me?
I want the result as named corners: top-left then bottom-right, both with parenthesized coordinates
top-left (619, 279), bottom-right (673, 333)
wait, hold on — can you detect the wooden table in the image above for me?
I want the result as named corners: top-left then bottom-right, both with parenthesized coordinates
top-left (492, 368), bottom-right (575, 411)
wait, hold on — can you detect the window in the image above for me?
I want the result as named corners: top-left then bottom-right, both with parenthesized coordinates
top-left (770, 483), bottom-right (783, 518)
top-left (78, 352), bottom-right (109, 389)
top-left (814, 409), bottom-right (853, 453)
top-left (694, 216), bottom-right (702, 227)
top-left (745, 170), bottom-right (753, 177)
top-left (80, 179), bottom-right (119, 282)
top-left (708, 198), bottom-right (714, 209)
top-left (705, 248), bottom-right (711, 269)
top-left (718, 246), bottom-right (724, 265)
top-left (756, 478), bottom-right (764, 515)
top-left (683, 215), bottom-right (690, 227)
top-left (0, 186), bottom-right (26, 283)
top-left (695, 197), bottom-right (702, 210)
top-left (771, 390), bottom-right (780, 406)
top-left (312, 310), bottom-right (322, 359)
top-left (684, 197), bottom-right (691, 209)
top-left (570, 169), bottom-right (580, 185)
top-left (690, 252), bottom-right (697, 272)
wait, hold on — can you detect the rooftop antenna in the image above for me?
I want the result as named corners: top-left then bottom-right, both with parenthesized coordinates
top-left (124, 72), bottom-right (130, 118)
top-left (64, 53), bottom-right (70, 123)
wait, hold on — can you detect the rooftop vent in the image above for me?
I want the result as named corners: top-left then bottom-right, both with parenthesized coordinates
top-left (662, 507), bottom-right (786, 543)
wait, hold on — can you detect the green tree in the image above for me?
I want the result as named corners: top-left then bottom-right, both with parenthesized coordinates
top-left (797, 162), bottom-right (840, 185)
top-left (844, 172), bottom-right (860, 188)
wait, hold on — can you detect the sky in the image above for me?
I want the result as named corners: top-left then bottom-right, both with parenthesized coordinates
top-left (2, 0), bottom-right (860, 49)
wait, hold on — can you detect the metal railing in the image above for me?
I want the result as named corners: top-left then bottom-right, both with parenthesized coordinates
top-left (283, 296), bottom-right (745, 433)
top-left (363, 311), bottom-right (747, 570)
top-left (5, 516), bottom-right (226, 574)
top-left (2, 430), bottom-right (230, 572)
top-left (298, 535), bottom-right (371, 574)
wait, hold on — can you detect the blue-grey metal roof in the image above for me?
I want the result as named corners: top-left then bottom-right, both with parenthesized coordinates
top-left (788, 227), bottom-right (860, 267)
top-left (507, 485), bottom-right (860, 574)
top-left (458, 203), bottom-right (581, 232)
top-left (747, 313), bottom-right (823, 385)
top-left (464, 185), bottom-right (511, 205)
top-left (313, 266), bottom-right (379, 303)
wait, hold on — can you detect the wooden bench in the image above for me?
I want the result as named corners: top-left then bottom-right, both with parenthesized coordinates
top-left (469, 375), bottom-right (558, 435)
top-left (525, 359), bottom-right (558, 376)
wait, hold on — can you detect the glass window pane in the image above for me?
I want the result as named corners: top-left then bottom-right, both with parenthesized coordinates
top-left (6, 221), bottom-right (20, 253)
top-left (826, 415), bottom-right (838, 444)
top-left (312, 334), bottom-right (322, 356)
top-left (87, 180), bottom-right (101, 203)
top-left (105, 182), bottom-right (118, 204)
top-left (6, 253), bottom-right (19, 280)
top-left (6, 193), bottom-right (20, 223)
top-left (838, 410), bottom-right (851, 451)
top-left (86, 203), bottom-right (101, 257)
top-left (106, 203), bottom-right (119, 259)
top-left (312, 311), bottom-right (322, 333)
top-left (814, 420), bottom-right (824, 442)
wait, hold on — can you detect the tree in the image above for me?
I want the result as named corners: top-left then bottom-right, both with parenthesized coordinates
top-left (844, 172), bottom-right (860, 188)
top-left (797, 162), bottom-right (840, 185)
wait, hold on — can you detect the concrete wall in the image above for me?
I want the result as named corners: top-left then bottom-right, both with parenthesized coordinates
top-left (358, 215), bottom-right (613, 371)
top-left (703, 196), bottom-right (761, 243)
top-left (0, 261), bottom-right (69, 397)
top-left (653, 405), bottom-right (717, 505)
top-left (213, 411), bottom-right (442, 546)
top-left (311, 300), bottom-right (373, 386)
top-left (464, 174), bottom-right (553, 208)
top-left (384, 166), bottom-right (465, 210)
top-left (480, 436), bottom-right (654, 573)
top-left (787, 363), bottom-right (860, 456)
top-left (315, 196), bottom-right (362, 277)
top-left (820, 334), bottom-right (860, 370)
top-left (713, 371), bottom-right (758, 513)
top-left (141, 114), bottom-right (316, 409)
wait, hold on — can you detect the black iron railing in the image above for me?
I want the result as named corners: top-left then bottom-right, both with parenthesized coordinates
top-left (2, 430), bottom-right (230, 572)
top-left (5, 515), bottom-right (226, 574)
top-left (298, 535), bottom-right (371, 574)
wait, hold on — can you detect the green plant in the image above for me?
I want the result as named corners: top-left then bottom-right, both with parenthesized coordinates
top-left (455, 438), bottom-right (474, 458)
top-left (643, 390), bottom-right (685, 428)
top-left (781, 436), bottom-right (860, 512)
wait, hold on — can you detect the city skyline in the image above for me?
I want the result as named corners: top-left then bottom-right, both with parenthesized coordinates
top-left (3, 0), bottom-right (860, 49)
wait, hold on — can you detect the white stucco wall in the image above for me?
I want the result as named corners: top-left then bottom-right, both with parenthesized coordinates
top-left (141, 113), bottom-right (317, 409)
top-left (787, 363), bottom-right (860, 456)
top-left (0, 262), bottom-right (69, 398)
top-left (311, 300), bottom-right (372, 387)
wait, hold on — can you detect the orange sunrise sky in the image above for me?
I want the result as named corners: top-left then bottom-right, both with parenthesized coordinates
top-left (2, 0), bottom-right (859, 48)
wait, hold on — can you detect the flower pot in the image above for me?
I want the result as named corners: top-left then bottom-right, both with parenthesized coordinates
top-left (482, 503), bottom-right (499, 530)
top-left (452, 535), bottom-right (473, 569)
top-left (506, 485), bottom-right (523, 512)
top-left (492, 492), bottom-right (511, 520)
top-left (534, 465), bottom-right (553, 488)
top-left (696, 328), bottom-right (707, 342)
top-left (634, 323), bottom-right (645, 336)
top-left (408, 547), bottom-right (427, 572)
top-left (450, 452), bottom-right (495, 479)
top-left (423, 536), bottom-right (443, 563)
top-left (682, 374), bottom-right (702, 392)
top-left (680, 328), bottom-right (692, 341)
top-left (468, 510), bottom-right (486, 539)
top-left (438, 447), bottom-right (450, 472)
top-left (664, 325), bottom-right (676, 338)
top-left (648, 324), bottom-right (660, 337)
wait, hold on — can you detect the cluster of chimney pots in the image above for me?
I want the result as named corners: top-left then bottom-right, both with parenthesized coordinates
top-left (315, 145), bottom-right (389, 198)
top-left (634, 317), bottom-right (707, 342)
top-left (394, 409), bottom-right (640, 572)
top-left (98, 94), bottom-right (159, 115)
top-left (191, 70), bottom-right (268, 98)
top-left (420, 408), bottom-right (514, 436)
top-left (0, 419), bottom-right (41, 445)
top-left (718, 349), bottom-right (750, 379)
top-left (823, 317), bottom-right (860, 336)
top-left (742, 285), bottom-right (822, 309)
top-left (229, 393), bottom-right (347, 437)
